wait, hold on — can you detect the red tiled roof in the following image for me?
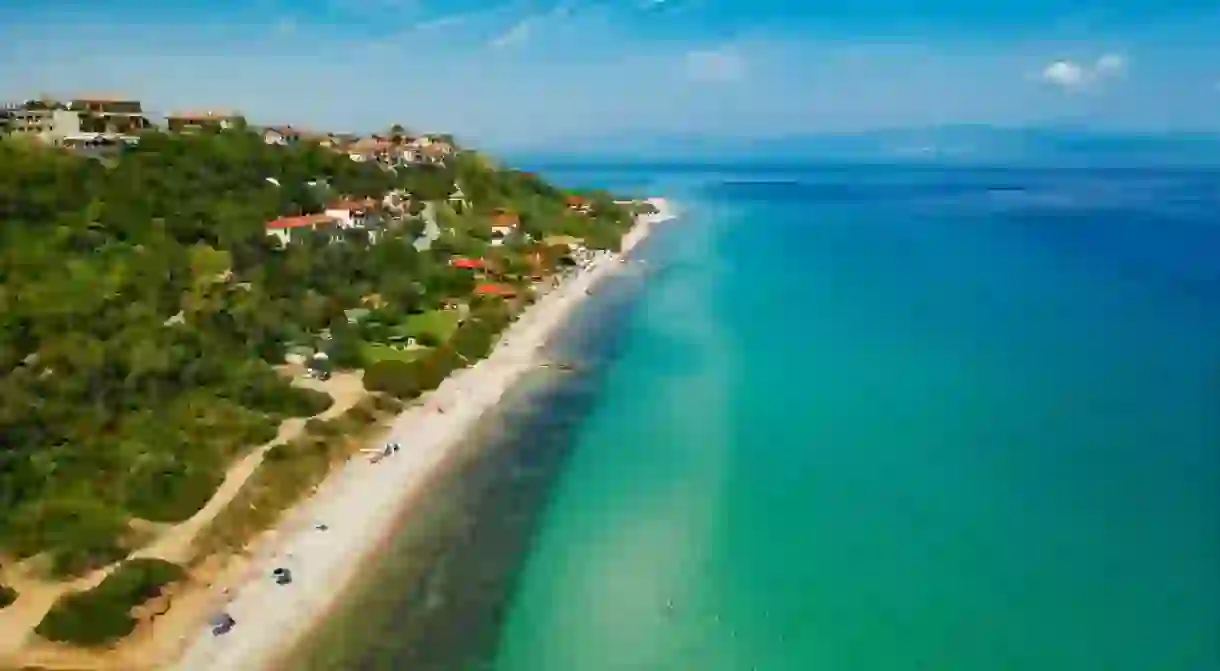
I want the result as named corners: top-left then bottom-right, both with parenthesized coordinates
top-left (266, 214), bottom-right (331, 230)
top-left (327, 197), bottom-right (377, 211)
top-left (474, 283), bottom-right (517, 297)
top-left (565, 195), bottom-right (585, 205)
top-left (267, 125), bottom-right (301, 137)
top-left (450, 257), bottom-right (485, 269)
top-left (490, 211), bottom-right (519, 227)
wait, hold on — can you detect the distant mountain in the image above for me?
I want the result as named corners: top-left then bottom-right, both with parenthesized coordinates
top-left (503, 126), bottom-right (1220, 167)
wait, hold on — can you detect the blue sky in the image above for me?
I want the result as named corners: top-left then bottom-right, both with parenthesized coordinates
top-left (1, 1), bottom-right (1218, 149)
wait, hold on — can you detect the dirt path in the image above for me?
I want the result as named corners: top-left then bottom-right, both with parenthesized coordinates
top-left (132, 372), bottom-right (366, 565)
top-left (0, 371), bottom-right (367, 667)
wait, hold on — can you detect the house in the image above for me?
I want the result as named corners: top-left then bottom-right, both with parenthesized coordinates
top-left (473, 283), bottom-right (518, 298)
top-left (449, 257), bottom-right (485, 270)
top-left (347, 137), bottom-right (391, 164)
top-left (67, 94), bottom-right (150, 134)
top-left (263, 126), bottom-right (302, 145)
top-left (166, 110), bottom-right (244, 133)
top-left (565, 195), bottom-right (592, 214)
top-left (420, 143), bottom-right (451, 165)
top-left (5, 101), bottom-right (81, 144)
top-left (390, 145), bottom-right (421, 166)
top-left (325, 198), bottom-right (381, 240)
top-left (265, 214), bottom-right (339, 246)
top-left (489, 209), bottom-right (520, 246)
top-left (448, 185), bottom-right (470, 213)
top-left (382, 189), bottom-right (411, 214)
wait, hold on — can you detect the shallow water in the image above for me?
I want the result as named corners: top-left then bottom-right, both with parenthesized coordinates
top-left (298, 164), bottom-right (1220, 671)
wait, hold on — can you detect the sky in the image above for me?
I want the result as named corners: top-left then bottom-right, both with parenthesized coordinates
top-left (1, 0), bottom-right (1219, 149)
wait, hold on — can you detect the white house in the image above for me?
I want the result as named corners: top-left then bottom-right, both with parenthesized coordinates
top-left (265, 214), bottom-right (340, 246)
top-left (489, 209), bottom-right (520, 247)
top-left (262, 126), bottom-right (300, 145)
top-left (325, 198), bottom-right (382, 242)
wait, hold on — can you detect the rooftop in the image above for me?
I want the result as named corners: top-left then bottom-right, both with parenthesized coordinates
top-left (167, 110), bottom-right (243, 121)
top-left (266, 214), bottom-right (333, 230)
top-left (449, 257), bottom-right (485, 269)
top-left (327, 197), bottom-right (378, 211)
top-left (473, 282), bottom-right (517, 297)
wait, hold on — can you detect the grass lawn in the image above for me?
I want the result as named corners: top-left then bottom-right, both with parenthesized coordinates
top-left (401, 310), bottom-right (460, 342)
top-left (362, 342), bottom-right (431, 364)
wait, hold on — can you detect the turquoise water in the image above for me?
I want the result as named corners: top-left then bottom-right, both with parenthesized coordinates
top-left (489, 166), bottom-right (1220, 670)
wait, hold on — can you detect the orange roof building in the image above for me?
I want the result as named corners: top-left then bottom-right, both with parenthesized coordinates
top-left (450, 257), bottom-right (485, 270)
top-left (473, 283), bottom-right (517, 297)
top-left (266, 214), bottom-right (332, 230)
top-left (490, 209), bottom-right (520, 228)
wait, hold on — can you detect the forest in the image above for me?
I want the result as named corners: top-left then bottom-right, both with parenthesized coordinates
top-left (0, 129), bottom-right (634, 578)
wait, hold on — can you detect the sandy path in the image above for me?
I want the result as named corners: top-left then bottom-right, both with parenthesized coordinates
top-left (172, 198), bottom-right (675, 671)
top-left (133, 372), bottom-right (366, 565)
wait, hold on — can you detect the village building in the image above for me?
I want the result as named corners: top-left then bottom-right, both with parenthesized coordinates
top-left (449, 257), bottom-right (486, 270)
top-left (264, 213), bottom-right (339, 246)
top-left (489, 209), bottom-right (521, 247)
top-left (5, 101), bottom-right (80, 144)
top-left (325, 197), bottom-right (382, 241)
top-left (565, 195), bottom-right (592, 214)
top-left (68, 94), bottom-right (150, 134)
top-left (166, 110), bottom-right (245, 133)
top-left (473, 282), bottom-right (518, 299)
top-left (262, 126), bottom-right (302, 145)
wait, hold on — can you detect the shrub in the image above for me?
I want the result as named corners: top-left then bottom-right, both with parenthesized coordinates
top-left (124, 458), bottom-right (224, 523)
top-left (411, 349), bottom-right (454, 392)
top-left (7, 498), bottom-right (130, 578)
top-left (364, 359), bottom-right (421, 399)
top-left (346, 398), bottom-right (380, 425)
top-left (451, 321), bottom-right (494, 360)
top-left (304, 417), bottom-right (342, 437)
top-left (371, 393), bottom-right (404, 414)
top-left (243, 418), bottom-right (280, 445)
top-left (36, 559), bottom-right (186, 646)
top-left (285, 387), bottom-right (334, 417)
top-left (0, 584), bottom-right (17, 609)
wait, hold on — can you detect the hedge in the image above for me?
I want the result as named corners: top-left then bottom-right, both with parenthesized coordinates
top-left (35, 558), bottom-right (187, 646)
top-left (0, 584), bottom-right (17, 609)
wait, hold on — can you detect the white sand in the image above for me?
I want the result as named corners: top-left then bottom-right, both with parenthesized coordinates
top-left (173, 198), bottom-right (676, 671)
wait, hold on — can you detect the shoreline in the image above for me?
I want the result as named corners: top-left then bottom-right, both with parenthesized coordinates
top-left (172, 198), bottom-right (676, 671)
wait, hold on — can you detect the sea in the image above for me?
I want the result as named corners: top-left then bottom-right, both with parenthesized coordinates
top-left (286, 162), bottom-right (1220, 671)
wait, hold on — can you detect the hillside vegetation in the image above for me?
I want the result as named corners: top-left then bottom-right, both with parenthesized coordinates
top-left (0, 130), bottom-right (633, 577)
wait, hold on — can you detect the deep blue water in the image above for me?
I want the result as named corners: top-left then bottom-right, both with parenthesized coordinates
top-left (302, 163), bottom-right (1220, 670)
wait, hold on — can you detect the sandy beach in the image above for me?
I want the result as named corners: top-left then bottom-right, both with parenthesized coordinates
top-left (172, 198), bottom-right (676, 671)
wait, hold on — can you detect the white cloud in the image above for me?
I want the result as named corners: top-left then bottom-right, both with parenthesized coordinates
top-left (684, 48), bottom-right (746, 83)
top-left (487, 1), bottom-right (573, 49)
top-left (411, 13), bottom-right (470, 32)
top-left (1094, 53), bottom-right (1127, 77)
top-left (1040, 52), bottom-right (1128, 92)
top-left (489, 17), bottom-right (536, 48)
top-left (1042, 60), bottom-right (1087, 89)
